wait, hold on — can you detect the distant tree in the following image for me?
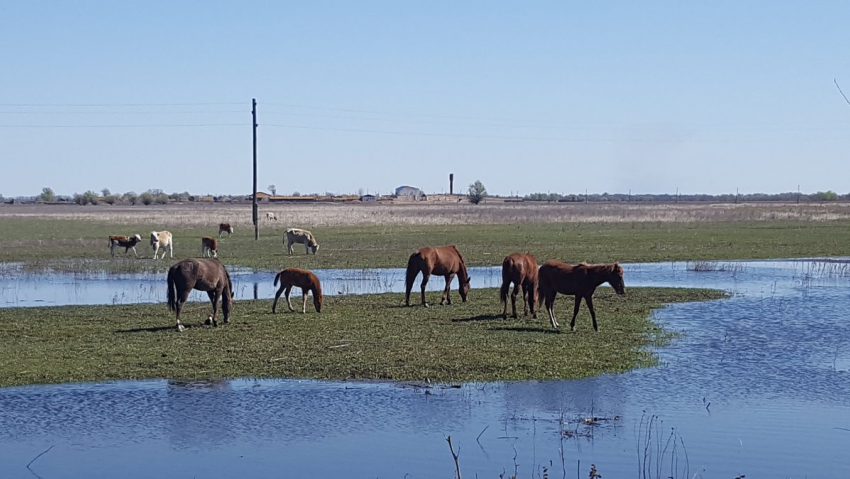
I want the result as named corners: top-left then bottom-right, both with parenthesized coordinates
top-left (467, 180), bottom-right (487, 204)
top-left (292, 191), bottom-right (301, 197)
top-left (268, 184), bottom-right (277, 196)
top-left (73, 190), bottom-right (99, 205)
top-left (358, 188), bottom-right (365, 197)
top-left (154, 194), bottom-right (170, 205)
top-left (149, 188), bottom-right (163, 196)
top-left (38, 187), bottom-right (55, 203)
top-left (101, 188), bottom-right (111, 197)
top-left (103, 195), bottom-right (118, 205)
top-left (814, 190), bottom-right (839, 201)
top-left (139, 192), bottom-right (154, 205)
top-left (122, 191), bottom-right (138, 205)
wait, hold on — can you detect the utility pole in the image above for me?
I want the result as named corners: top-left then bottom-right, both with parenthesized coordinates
top-left (628, 189), bottom-right (631, 203)
top-left (676, 187), bottom-right (679, 203)
top-left (252, 98), bottom-right (259, 240)
top-left (735, 187), bottom-right (739, 204)
top-left (797, 184), bottom-right (800, 204)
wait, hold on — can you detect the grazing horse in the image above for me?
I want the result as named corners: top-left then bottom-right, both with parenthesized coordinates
top-left (150, 231), bottom-right (173, 260)
top-left (218, 223), bottom-right (234, 238)
top-left (166, 258), bottom-right (233, 331)
top-left (272, 268), bottom-right (323, 313)
top-left (405, 245), bottom-right (471, 307)
top-left (201, 236), bottom-right (218, 258)
top-left (283, 228), bottom-right (319, 255)
top-left (500, 252), bottom-right (538, 319)
top-left (537, 261), bottom-right (625, 331)
top-left (265, 212), bottom-right (278, 221)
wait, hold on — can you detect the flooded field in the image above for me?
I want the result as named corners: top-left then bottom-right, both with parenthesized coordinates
top-left (1, 260), bottom-right (850, 477)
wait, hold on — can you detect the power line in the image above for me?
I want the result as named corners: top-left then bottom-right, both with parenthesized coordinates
top-left (0, 102), bottom-right (245, 107)
top-left (0, 110), bottom-right (247, 114)
top-left (0, 123), bottom-right (246, 128)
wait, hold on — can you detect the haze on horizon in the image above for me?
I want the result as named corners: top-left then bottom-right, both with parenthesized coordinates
top-left (2, 1), bottom-right (850, 198)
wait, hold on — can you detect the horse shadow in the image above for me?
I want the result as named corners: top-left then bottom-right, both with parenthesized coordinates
top-left (451, 314), bottom-right (503, 323)
top-left (116, 324), bottom-right (195, 333)
top-left (491, 326), bottom-right (562, 334)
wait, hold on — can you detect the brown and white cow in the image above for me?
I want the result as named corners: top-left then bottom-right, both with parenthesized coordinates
top-left (265, 212), bottom-right (278, 221)
top-left (150, 231), bottom-right (173, 260)
top-left (218, 223), bottom-right (234, 238)
top-left (283, 228), bottom-right (319, 255)
top-left (201, 236), bottom-right (218, 258)
top-left (108, 234), bottom-right (143, 257)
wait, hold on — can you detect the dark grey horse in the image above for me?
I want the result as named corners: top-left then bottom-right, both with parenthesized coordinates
top-left (167, 258), bottom-right (233, 331)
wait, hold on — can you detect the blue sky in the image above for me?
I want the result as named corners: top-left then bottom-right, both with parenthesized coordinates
top-left (2, 1), bottom-right (849, 197)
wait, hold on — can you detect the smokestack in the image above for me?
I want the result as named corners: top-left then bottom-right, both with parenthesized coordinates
top-left (449, 173), bottom-right (454, 195)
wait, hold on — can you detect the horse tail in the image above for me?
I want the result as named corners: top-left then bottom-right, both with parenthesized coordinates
top-left (499, 258), bottom-right (511, 305)
top-left (536, 268), bottom-right (548, 310)
top-left (274, 271), bottom-right (282, 287)
top-left (405, 252), bottom-right (420, 300)
top-left (167, 267), bottom-right (178, 312)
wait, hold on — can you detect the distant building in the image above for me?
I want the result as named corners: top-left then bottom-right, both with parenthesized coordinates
top-left (359, 194), bottom-right (377, 202)
top-left (395, 185), bottom-right (425, 200)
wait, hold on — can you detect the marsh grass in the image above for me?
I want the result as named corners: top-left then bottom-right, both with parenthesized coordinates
top-left (0, 287), bottom-right (724, 387)
top-left (2, 213), bottom-right (850, 275)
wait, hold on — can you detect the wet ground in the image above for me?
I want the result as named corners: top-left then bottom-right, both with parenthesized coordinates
top-left (1, 260), bottom-right (850, 477)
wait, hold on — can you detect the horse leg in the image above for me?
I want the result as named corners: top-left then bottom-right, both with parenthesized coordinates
top-left (210, 290), bottom-right (220, 327)
top-left (526, 283), bottom-right (537, 319)
top-left (510, 283), bottom-right (520, 319)
top-left (272, 284), bottom-right (285, 313)
top-left (285, 285), bottom-right (295, 311)
top-left (176, 289), bottom-right (191, 331)
top-left (168, 243), bottom-right (173, 259)
top-left (420, 273), bottom-right (430, 308)
top-left (205, 291), bottom-right (217, 326)
top-left (441, 274), bottom-right (455, 305)
top-left (545, 293), bottom-right (558, 329)
top-left (585, 295), bottom-right (599, 332)
top-left (301, 288), bottom-right (308, 313)
top-left (570, 295), bottom-right (583, 331)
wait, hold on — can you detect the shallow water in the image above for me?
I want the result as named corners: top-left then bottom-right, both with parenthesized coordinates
top-left (2, 260), bottom-right (850, 477)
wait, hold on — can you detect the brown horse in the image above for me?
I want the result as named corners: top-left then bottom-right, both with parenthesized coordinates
top-left (272, 268), bottom-right (323, 313)
top-left (405, 245), bottom-right (471, 307)
top-left (500, 252), bottom-right (538, 319)
top-left (537, 261), bottom-right (625, 331)
top-left (167, 258), bottom-right (234, 331)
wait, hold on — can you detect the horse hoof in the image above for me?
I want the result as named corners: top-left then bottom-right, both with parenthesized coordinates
top-left (423, 303), bottom-right (430, 308)
top-left (177, 324), bottom-right (185, 332)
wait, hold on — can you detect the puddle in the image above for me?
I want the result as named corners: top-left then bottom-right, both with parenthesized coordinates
top-left (1, 260), bottom-right (850, 477)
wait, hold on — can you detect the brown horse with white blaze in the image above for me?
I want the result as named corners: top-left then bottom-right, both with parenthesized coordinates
top-left (405, 245), bottom-right (471, 307)
top-left (537, 261), bottom-right (625, 331)
top-left (272, 268), bottom-right (323, 313)
top-left (167, 258), bottom-right (233, 331)
top-left (500, 252), bottom-right (538, 319)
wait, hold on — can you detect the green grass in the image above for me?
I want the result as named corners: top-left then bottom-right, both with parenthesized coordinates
top-left (0, 287), bottom-right (725, 387)
top-left (1, 217), bottom-right (850, 273)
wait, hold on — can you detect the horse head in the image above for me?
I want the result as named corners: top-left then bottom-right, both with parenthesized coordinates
top-left (608, 263), bottom-right (626, 295)
top-left (459, 275), bottom-right (471, 302)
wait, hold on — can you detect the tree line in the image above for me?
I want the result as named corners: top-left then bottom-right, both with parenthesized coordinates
top-left (522, 190), bottom-right (846, 203)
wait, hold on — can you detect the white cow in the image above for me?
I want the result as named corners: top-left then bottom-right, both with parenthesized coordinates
top-left (150, 231), bottom-right (173, 260)
top-left (283, 228), bottom-right (319, 255)
top-left (266, 212), bottom-right (278, 221)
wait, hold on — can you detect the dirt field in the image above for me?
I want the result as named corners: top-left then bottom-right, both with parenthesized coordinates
top-left (3, 201), bottom-right (850, 228)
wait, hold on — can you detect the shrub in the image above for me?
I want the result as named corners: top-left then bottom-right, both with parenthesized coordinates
top-left (139, 192), bottom-right (154, 205)
top-left (467, 180), bottom-right (487, 205)
top-left (38, 187), bottom-right (55, 203)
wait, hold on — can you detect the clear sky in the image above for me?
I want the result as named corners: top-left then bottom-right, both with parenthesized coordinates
top-left (2, 1), bottom-right (849, 198)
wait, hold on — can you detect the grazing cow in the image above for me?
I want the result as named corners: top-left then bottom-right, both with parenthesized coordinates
top-left (218, 223), bottom-right (234, 238)
top-left (265, 212), bottom-right (278, 221)
top-left (283, 228), bottom-right (319, 255)
top-left (272, 268), bottom-right (323, 313)
top-left (108, 234), bottom-right (143, 257)
top-left (150, 231), bottom-right (173, 260)
top-left (201, 236), bottom-right (218, 258)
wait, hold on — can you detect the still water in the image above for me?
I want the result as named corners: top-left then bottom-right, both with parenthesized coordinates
top-left (1, 260), bottom-right (850, 478)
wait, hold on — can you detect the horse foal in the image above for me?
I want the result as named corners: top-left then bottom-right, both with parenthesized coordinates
top-left (272, 268), bottom-right (323, 313)
top-left (500, 252), bottom-right (538, 319)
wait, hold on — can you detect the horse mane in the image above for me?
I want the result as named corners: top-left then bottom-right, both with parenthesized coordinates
top-left (448, 245), bottom-right (469, 279)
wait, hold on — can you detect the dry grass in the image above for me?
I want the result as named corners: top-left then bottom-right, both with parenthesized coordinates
top-left (4, 202), bottom-right (850, 228)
